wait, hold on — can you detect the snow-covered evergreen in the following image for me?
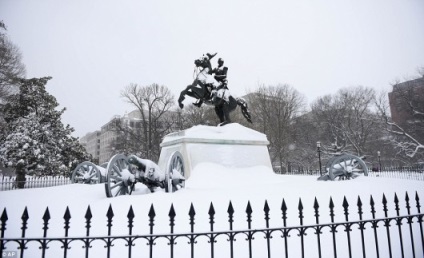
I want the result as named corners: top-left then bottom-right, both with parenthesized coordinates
top-left (0, 77), bottom-right (89, 177)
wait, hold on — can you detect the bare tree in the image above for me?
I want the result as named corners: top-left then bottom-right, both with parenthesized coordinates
top-left (311, 86), bottom-right (381, 156)
top-left (178, 104), bottom-right (217, 129)
top-left (0, 21), bottom-right (26, 103)
top-left (375, 75), bottom-right (424, 159)
top-left (120, 83), bottom-right (175, 161)
top-left (247, 84), bottom-right (305, 171)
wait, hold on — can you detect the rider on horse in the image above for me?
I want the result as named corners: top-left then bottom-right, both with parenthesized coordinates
top-left (178, 53), bottom-right (252, 125)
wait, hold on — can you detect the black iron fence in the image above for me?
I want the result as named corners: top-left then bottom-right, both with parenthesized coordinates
top-left (0, 175), bottom-right (71, 191)
top-left (277, 168), bottom-right (424, 181)
top-left (1, 192), bottom-right (423, 258)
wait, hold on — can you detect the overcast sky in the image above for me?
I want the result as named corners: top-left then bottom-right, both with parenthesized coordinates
top-left (1, 0), bottom-right (423, 137)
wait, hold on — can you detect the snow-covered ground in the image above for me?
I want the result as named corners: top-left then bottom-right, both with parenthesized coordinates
top-left (1, 163), bottom-right (423, 258)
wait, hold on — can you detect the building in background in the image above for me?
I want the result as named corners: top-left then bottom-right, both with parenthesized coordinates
top-left (388, 75), bottom-right (424, 125)
top-left (388, 75), bottom-right (424, 145)
top-left (81, 110), bottom-right (145, 164)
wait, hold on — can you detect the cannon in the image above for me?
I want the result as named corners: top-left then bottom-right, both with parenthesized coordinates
top-left (318, 153), bottom-right (368, 181)
top-left (104, 151), bottom-right (185, 197)
top-left (71, 151), bottom-right (186, 197)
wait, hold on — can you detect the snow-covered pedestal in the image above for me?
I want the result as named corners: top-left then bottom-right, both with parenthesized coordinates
top-left (158, 124), bottom-right (272, 179)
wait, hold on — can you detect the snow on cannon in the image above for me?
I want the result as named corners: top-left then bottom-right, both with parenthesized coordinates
top-left (71, 161), bottom-right (107, 184)
top-left (104, 152), bottom-right (185, 197)
top-left (318, 152), bottom-right (369, 181)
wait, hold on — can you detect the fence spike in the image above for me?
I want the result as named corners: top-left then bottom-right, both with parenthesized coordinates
top-left (382, 194), bottom-right (388, 217)
top-left (405, 192), bottom-right (411, 214)
top-left (246, 201), bottom-right (252, 229)
top-left (329, 197), bottom-right (335, 222)
top-left (149, 204), bottom-right (155, 234)
top-left (246, 201), bottom-right (252, 215)
top-left (394, 193), bottom-right (400, 216)
top-left (415, 191), bottom-right (421, 213)
top-left (298, 198), bottom-right (304, 225)
top-left (189, 203), bottom-right (195, 233)
top-left (264, 200), bottom-right (270, 213)
top-left (63, 206), bottom-right (71, 237)
top-left (209, 202), bottom-right (215, 231)
top-left (264, 200), bottom-right (270, 228)
top-left (42, 207), bottom-right (51, 222)
top-left (357, 196), bottom-right (363, 219)
top-left (127, 205), bottom-right (134, 235)
top-left (106, 204), bottom-right (114, 219)
top-left (313, 197), bottom-right (319, 210)
top-left (106, 204), bottom-right (114, 235)
top-left (42, 207), bottom-right (50, 239)
top-left (169, 204), bottom-right (176, 218)
top-left (281, 199), bottom-right (287, 227)
top-left (85, 206), bottom-right (92, 220)
top-left (169, 204), bottom-right (176, 233)
top-left (21, 207), bottom-right (28, 221)
top-left (64, 206), bottom-right (71, 221)
top-left (148, 204), bottom-right (156, 218)
top-left (1, 207), bottom-right (7, 225)
top-left (85, 206), bottom-right (92, 237)
top-left (127, 205), bottom-right (135, 221)
top-left (189, 203), bottom-right (196, 217)
top-left (0, 207), bottom-right (7, 254)
top-left (227, 201), bottom-right (234, 230)
top-left (227, 201), bottom-right (234, 216)
top-left (281, 199), bottom-right (287, 213)
top-left (313, 197), bottom-right (320, 224)
top-left (208, 202), bottom-right (215, 216)
top-left (342, 196), bottom-right (349, 221)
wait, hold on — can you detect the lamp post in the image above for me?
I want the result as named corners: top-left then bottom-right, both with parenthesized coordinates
top-left (317, 141), bottom-right (322, 176)
top-left (377, 151), bottom-right (381, 172)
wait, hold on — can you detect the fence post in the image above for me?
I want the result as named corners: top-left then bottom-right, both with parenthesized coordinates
top-left (106, 205), bottom-right (114, 258)
top-left (148, 204), bottom-right (156, 258)
top-left (169, 204), bottom-right (176, 258)
top-left (227, 201), bottom-right (235, 258)
top-left (246, 201), bottom-right (253, 258)
top-left (41, 208), bottom-right (50, 258)
top-left (208, 202), bottom-right (216, 258)
top-left (84, 206), bottom-right (92, 258)
top-left (0, 208), bottom-right (7, 254)
top-left (188, 203), bottom-right (196, 258)
top-left (342, 196), bottom-right (352, 258)
top-left (127, 206), bottom-right (135, 258)
top-left (264, 201), bottom-right (271, 258)
top-left (281, 199), bottom-right (289, 258)
top-left (313, 198), bottom-right (322, 258)
top-left (63, 207), bottom-right (71, 258)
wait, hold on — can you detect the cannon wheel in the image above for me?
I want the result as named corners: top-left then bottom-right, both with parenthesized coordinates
top-left (165, 151), bottom-right (185, 193)
top-left (328, 154), bottom-right (368, 180)
top-left (104, 154), bottom-right (134, 198)
top-left (71, 161), bottom-right (102, 184)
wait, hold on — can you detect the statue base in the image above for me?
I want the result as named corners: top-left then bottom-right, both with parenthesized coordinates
top-left (158, 124), bottom-right (272, 179)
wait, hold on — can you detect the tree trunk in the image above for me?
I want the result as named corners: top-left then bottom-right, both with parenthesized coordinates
top-left (15, 163), bottom-right (26, 189)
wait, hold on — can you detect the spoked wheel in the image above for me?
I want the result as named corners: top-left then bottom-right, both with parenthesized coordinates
top-left (104, 154), bottom-right (135, 198)
top-left (165, 151), bottom-right (185, 193)
top-left (328, 154), bottom-right (368, 180)
top-left (71, 161), bottom-right (102, 184)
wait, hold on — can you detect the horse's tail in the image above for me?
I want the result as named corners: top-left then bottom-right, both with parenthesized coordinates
top-left (236, 98), bottom-right (252, 123)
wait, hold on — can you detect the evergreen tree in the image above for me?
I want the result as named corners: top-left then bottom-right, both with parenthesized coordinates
top-left (0, 77), bottom-right (89, 186)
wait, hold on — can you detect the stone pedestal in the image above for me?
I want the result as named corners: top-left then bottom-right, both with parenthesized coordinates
top-left (158, 124), bottom-right (272, 179)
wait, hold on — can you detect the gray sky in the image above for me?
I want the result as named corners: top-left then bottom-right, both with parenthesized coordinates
top-left (1, 0), bottom-right (424, 137)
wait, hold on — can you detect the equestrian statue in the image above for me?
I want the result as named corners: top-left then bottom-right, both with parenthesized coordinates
top-left (178, 53), bottom-right (252, 126)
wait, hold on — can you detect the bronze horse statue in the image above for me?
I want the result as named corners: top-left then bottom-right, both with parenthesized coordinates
top-left (178, 54), bottom-right (252, 125)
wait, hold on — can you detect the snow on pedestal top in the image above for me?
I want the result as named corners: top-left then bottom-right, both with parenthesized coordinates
top-left (161, 123), bottom-right (269, 147)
